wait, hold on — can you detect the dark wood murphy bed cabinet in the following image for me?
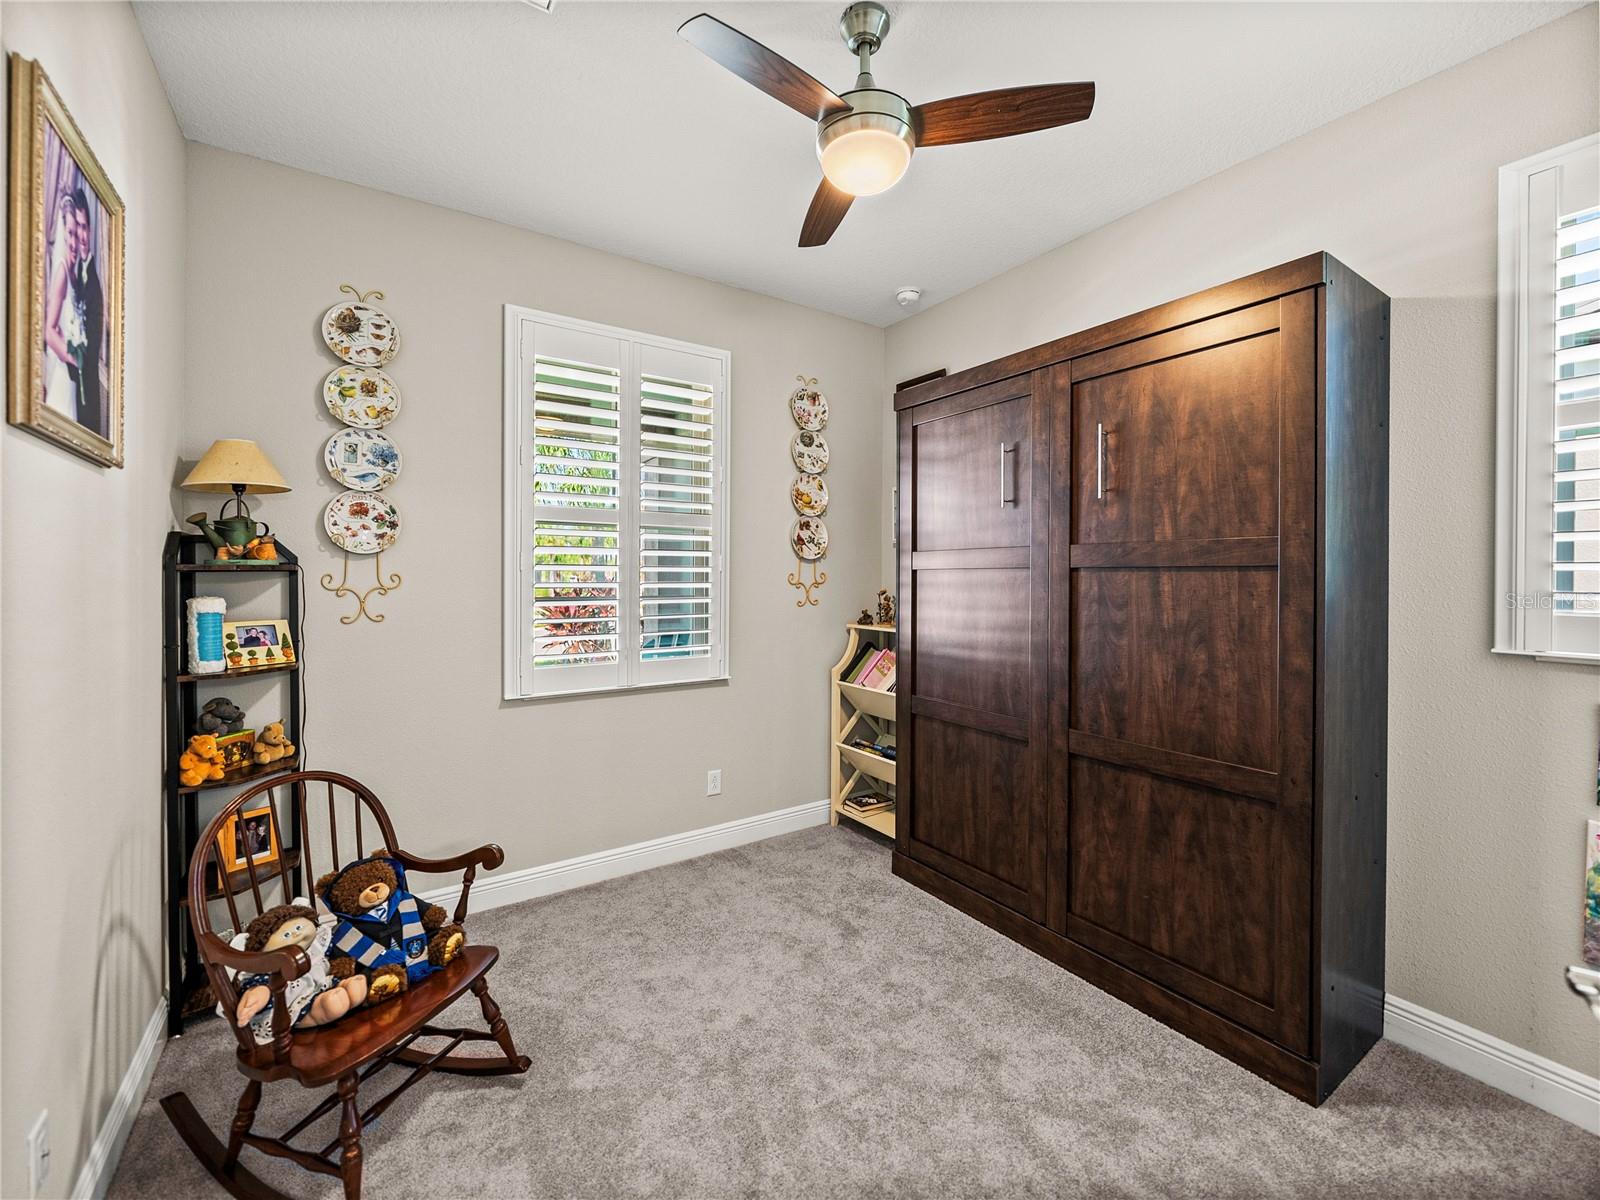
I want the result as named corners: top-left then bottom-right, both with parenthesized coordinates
top-left (892, 253), bottom-right (1389, 1104)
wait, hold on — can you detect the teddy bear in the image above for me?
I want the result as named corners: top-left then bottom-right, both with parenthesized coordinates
top-left (196, 696), bottom-right (247, 736)
top-left (225, 903), bottom-right (368, 1043)
top-left (317, 854), bottom-right (466, 1006)
top-left (178, 733), bottom-right (226, 787)
top-left (252, 722), bottom-right (296, 765)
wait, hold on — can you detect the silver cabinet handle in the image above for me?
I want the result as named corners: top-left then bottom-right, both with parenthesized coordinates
top-left (1096, 422), bottom-right (1105, 501)
top-left (1000, 442), bottom-right (1017, 507)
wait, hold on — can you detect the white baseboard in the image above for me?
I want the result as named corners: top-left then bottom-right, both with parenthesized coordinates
top-left (1384, 994), bottom-right (1599, 1134)
top-left (72, 998), bottom-right (167, 1200)
top-left (418, 799), bottom-right (831, 915)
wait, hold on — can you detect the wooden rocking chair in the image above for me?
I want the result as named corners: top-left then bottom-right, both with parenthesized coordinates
top-left (161, 770), bottom-right (530, 1200)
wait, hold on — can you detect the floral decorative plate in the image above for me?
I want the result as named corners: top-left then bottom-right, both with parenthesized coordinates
top-left (324, 366), bottom-right (401, 428)
top-left (789, 384), bottom-right (829, 431)
top-left (324, 429), bottom-right (402, 491)
top-left (791, 517), bottom-right (829, 561)
top-left (322, 302), bottom-right (399, 367)
top-left (324, 490), bottom-right (401, 554)
top-left (790, 430), bottom-right (829, 474)
top-left (790, 473), bottom-right (828, 516)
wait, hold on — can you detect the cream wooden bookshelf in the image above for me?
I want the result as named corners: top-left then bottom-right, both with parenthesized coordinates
top-left (830, 622), bottom-right (897, 837)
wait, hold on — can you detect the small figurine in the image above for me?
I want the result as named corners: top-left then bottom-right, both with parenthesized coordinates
top-left (875, 589), bottom-right (896, 627)
top-left (858, 608), bottom-right (874, 625)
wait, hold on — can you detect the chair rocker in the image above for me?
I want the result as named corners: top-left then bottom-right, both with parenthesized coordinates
top-left (161, 770), bottom-right (531, 1200)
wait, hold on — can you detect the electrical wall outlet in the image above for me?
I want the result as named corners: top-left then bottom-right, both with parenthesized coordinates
top-left (706, 769), bottom-right (722, 796)
top-left (26, 1110), bottom-right (49, 1197)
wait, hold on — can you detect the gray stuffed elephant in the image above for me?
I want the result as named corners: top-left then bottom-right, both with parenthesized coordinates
top-left (196, 696), bottom-right (246, 736)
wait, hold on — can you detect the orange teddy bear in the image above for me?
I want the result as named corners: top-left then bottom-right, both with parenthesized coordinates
top-left (179, 733), bottom-right (226, 787)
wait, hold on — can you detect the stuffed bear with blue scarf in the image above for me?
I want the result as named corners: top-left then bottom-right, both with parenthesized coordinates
top-left (317, 853), bottom-right (466, 1005)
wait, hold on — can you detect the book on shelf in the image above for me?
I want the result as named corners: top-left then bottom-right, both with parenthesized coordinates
top-left (849, 647), bottom-right (887, 686)
top-left (841, 643), bottom-right (880, 685)
top-left (858, 649), bottom-right (896, 691)
top-left (843, 793), bottom-right (895, 815)
top-left (849, 736), bottom-right (897, 761)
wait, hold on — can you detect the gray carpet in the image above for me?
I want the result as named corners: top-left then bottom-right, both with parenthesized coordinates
top-left (111, 825), bottom-right (1597, 1199)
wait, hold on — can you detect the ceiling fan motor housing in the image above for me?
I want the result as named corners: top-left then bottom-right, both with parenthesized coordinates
top-left (816, 87), bottom-right (916, 195)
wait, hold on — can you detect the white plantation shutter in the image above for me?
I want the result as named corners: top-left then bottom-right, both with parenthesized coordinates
top-left (1497, 135), bottom-right (1600, 661)
top-left (638, 345), bottom-right (721, 683)
top-left (505, 309), bottom-right (729, 698)
top-left (1555, 203), bottom-right (1599, 633)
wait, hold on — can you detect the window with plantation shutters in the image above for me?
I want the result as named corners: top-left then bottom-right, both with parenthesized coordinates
top-left (504, 308), bottom-right (729, 698)
top-left (1496, 135), bottom-right (1600, 662)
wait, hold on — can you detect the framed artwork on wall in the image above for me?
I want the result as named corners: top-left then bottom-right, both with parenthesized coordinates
top-left (6, 55), bottom-right (126, 467)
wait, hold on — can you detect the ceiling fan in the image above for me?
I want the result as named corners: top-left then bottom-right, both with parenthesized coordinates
top-left (678, 2), bottom-right (1095, 247)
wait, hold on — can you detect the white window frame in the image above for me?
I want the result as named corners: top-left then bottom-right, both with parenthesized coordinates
top-left (502, 305), bottom-right (731, 699)
top-left (1493, 133), bottom-right (1600, 665)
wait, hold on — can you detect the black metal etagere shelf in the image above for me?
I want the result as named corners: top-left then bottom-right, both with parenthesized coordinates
top-left (162, 531), bottom-right (305, 1035)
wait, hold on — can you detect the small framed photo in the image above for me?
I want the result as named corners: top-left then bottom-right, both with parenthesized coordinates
top-left (7, 56), bottom-right (126, 467)
top-left (217, 804), bottom-right (279, 875)
top-left (222, 620), bottom-right (295, 670)
top-left (215, 730), bottom-right (255, 772)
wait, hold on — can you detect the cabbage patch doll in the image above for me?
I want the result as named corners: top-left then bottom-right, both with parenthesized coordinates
top-left (222, 902), bottom-right (369, 1043)
top-left (317, 854), bottom-right (465, 1004)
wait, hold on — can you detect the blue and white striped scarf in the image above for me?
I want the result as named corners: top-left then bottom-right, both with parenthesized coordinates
top-left (329, 894), bottom-right (427, 970)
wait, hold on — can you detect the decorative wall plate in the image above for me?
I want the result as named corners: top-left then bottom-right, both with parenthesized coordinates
top-left (324, 429), bottom-right (402, 491)
top-left (322, 302), bottom-right (399, 366)
top-left (790, 473), bottom-right (828, 516)
top-left (790, 430), bottom-right (829, 474)
top-left (324, 365), bottom-right (402, 428)
top-left (789, 384), bottom-right (829, 431)
top-left (324, 490), bottom-right (401, 554)
top-left (791, 516), bottom-right (829, 560)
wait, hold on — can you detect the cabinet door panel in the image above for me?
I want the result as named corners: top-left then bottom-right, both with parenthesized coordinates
top-left (913, 395), bottom-right (1030, 552)
top-left (911, 719), bottom-right (1031, 891)
top-left (899, 374), bottom-right (1048, 921)
top-left (913, 568), bottom-right (1030, 719)
top-left (1068, 760), bottom-right (1282, 1019)
top-left (1073, 305), bottom-right (1281, 546)
top-left (1071, 566), bottom-right (1279, 771)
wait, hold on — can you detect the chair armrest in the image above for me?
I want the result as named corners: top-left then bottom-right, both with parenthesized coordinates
top-left (389, 843), bottom-right (505, 875)
top-left (199, 931), bottom-right (312, 983)
top-left (388, 844), bottom-right (504, 923)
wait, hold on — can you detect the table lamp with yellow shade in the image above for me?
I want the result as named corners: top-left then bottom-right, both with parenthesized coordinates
top-left (181, 439), bottom-right (290, 563)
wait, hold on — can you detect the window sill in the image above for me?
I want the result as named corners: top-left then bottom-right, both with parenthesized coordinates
top-left (503, 673), bottom-right (732, 703)
top-left (1490, 647), bottom-right (1599, 667)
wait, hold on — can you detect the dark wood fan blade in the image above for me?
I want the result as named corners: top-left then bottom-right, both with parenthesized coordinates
top-left (913, 83), bottom-right (1095, 147)
top-left (678, 13), bottom-right (851, 122)
top-left (799, 177), bottom-right (854, 247)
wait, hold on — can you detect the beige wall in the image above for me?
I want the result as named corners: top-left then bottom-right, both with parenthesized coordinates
top-left (883, 7), bottom-right (1600, 1076)
top-left (182, 144), bottom-right (886, 881)
top-left (0, 3), bottom-right (188, 1196)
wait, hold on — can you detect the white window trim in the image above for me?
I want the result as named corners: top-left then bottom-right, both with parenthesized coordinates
top-left (1493, 133), bottom-right (1600, 666)
top-left (502, 305), bottom-right (732, 700)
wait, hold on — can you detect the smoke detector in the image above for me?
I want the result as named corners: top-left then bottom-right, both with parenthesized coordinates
top-left (895, 287), bottom-right (922, 308)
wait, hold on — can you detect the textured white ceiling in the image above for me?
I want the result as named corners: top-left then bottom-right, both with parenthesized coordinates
top-left (134, 1), bottom-right (1581, 326)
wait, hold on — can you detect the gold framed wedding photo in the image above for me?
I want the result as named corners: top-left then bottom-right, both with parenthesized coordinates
top-left (7, 55), bottom-right (125, 467)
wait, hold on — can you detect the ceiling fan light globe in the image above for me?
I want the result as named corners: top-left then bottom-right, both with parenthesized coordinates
top-left (820, 126), bottom-right (912, 196)
top-left (816, 93), bottom-right (916, 198)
